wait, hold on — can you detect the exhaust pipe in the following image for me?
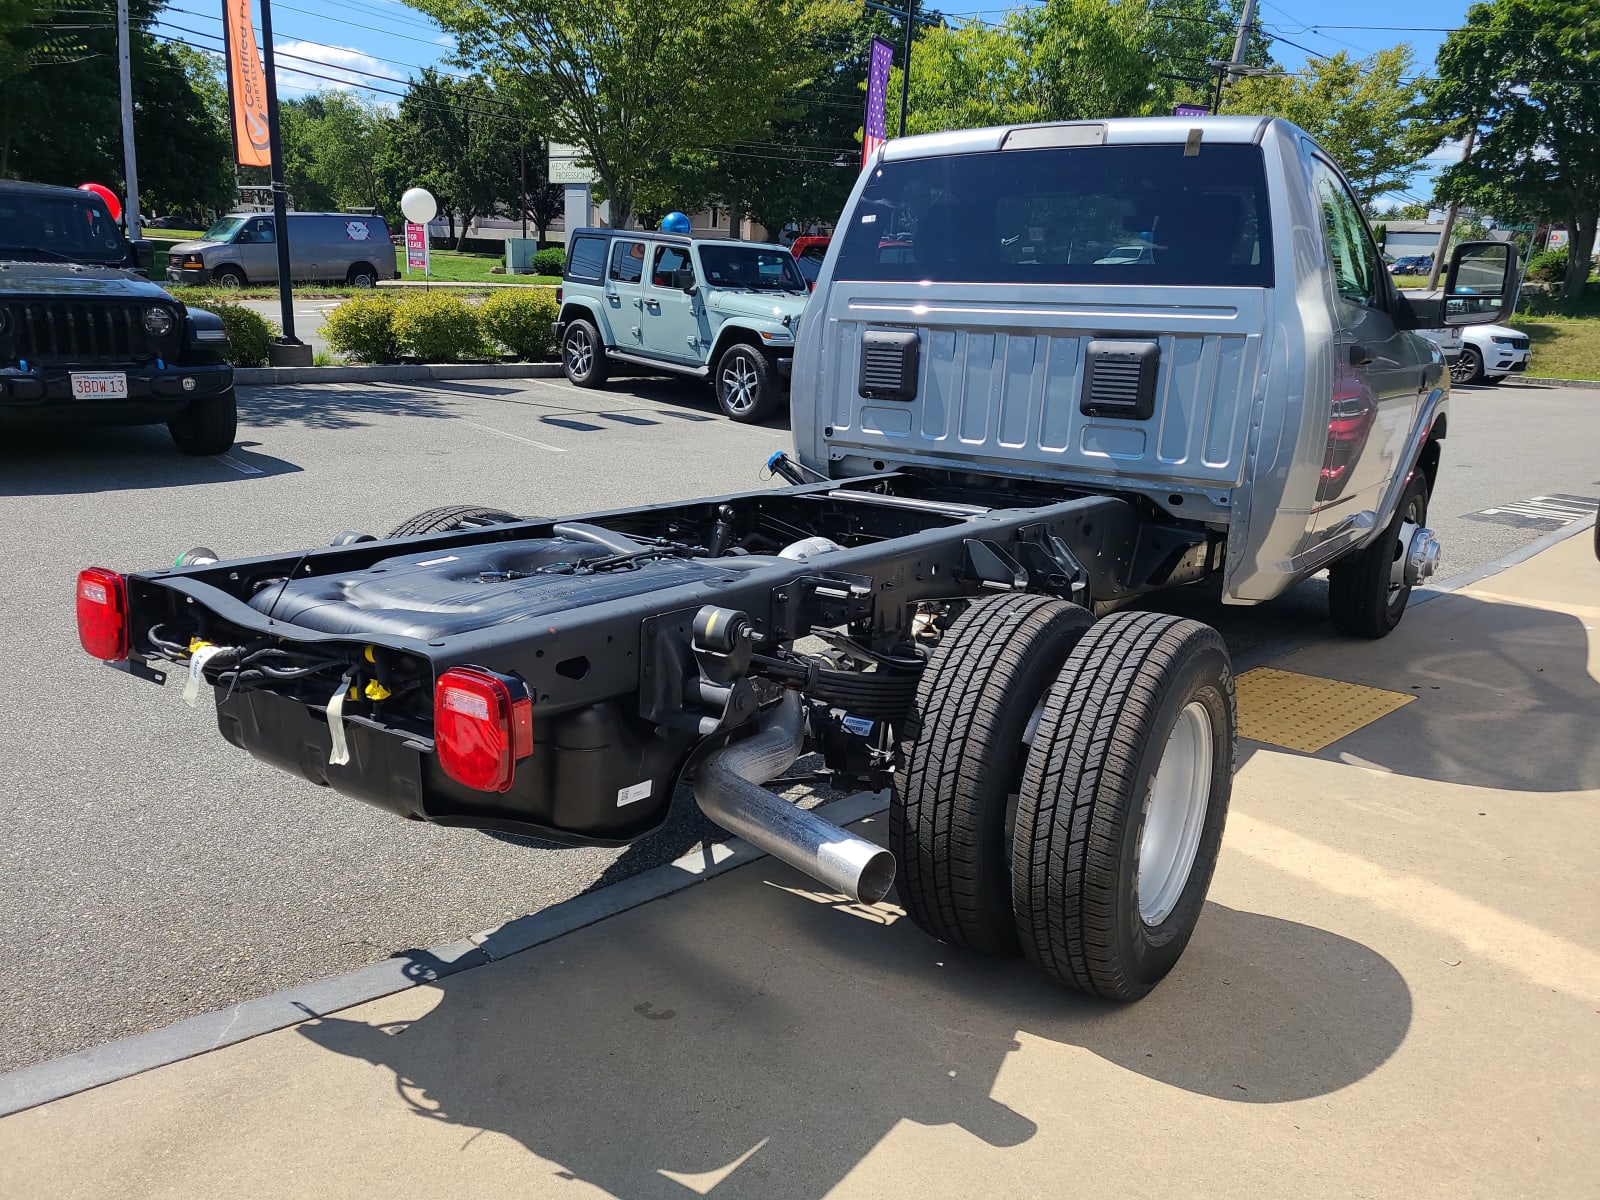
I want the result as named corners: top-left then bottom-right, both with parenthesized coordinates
top-left (694, 691), bottom-right (896, 905)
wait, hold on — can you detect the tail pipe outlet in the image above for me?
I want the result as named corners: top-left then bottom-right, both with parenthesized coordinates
top-left (694, 691), bottom-right (896, 905)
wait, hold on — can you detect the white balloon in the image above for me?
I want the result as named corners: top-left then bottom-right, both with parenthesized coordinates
top-left (400, 187), bottom-right (437, 225)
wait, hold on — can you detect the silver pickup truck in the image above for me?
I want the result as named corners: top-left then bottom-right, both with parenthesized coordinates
top-left (795, 115), bottom-right (1515, 634)
top-left (80, 117), bottom-right (1517, 1004)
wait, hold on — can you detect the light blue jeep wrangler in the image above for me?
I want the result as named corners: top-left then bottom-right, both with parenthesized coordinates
top-left (553, 228), bottom-right (808, 423)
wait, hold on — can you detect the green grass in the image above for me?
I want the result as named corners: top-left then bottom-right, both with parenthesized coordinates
top-left (1393, 274), bottom-right (1431, 289)
top-left (143, 228), bottom-right (205, 242)
top-left (1506, 319), bottom-right (1600, 381)
top-left (395, 247), bottom-right (556, 286)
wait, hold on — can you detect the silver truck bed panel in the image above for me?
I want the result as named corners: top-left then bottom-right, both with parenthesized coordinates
top-left (804, 285), bottom-right (1267, 499)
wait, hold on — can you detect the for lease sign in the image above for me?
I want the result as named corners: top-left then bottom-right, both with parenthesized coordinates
top-left (405, 222), bottom-right (429, 273)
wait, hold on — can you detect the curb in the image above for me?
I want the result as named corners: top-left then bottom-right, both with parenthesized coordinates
top-left (1505, 375), bottom-right (1600, 390)
top-left (0, 790), bottom-right (889, 1118)
top-left (235, 363), bottom-right (562, 385)
top-left (378, 280), bottom-right (557, 290)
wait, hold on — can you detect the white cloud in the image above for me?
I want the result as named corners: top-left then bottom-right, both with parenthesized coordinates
top-left (272, 41), bottom-right (402, 96)
top-left (433, 34), bottom-right (454, 46)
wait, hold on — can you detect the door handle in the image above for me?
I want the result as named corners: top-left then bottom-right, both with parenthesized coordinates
top-left (644, 298), bottom-right (660, 310)
top-left (1347, 343), bottom-right (1374, 366)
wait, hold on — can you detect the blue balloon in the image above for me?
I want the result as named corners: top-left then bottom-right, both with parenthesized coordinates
top-left (661, 211), bottom-right (691, 234)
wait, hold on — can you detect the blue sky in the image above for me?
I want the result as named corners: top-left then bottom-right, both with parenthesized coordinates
top-left (154, 0), bottom-right (1476, 205)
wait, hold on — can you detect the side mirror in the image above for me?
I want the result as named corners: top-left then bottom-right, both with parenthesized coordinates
top-left (1441, 241), bottom-right (1519, 326)
top-left (673, 268), bottom-right (698, 293)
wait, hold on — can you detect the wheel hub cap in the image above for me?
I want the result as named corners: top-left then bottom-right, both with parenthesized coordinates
top-left (1137, 701), bottom-right (1213, 926)
top-left (1403, 526), bottom-right (1441, 586)
top-left (722, 359), bottom-right (756, 412)
top-left (566, 332), bottom-right (592, 377)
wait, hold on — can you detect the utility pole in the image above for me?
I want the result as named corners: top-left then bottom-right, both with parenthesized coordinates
top-left (1425, 127), bottom-right (1476, 291)
top-left (257, 0), bottom-right (301, 351)
top-left (1207, 0), bottom-right (1259, 115)
top-left (520, 141), bottom-right (528, 239)
top-left (116, 0), bottom-right (140, 240)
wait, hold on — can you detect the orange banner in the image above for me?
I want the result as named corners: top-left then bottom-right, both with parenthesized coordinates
top-left (221, 0), bottom-right (271, 168)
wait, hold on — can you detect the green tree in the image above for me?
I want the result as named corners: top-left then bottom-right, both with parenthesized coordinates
top-left (1429, 0), bottom-right (1600, 297)
top-left (0, 0), bottom-right (231, 215)
top-left (404, 0), bottom-right (854, 230)
top-left (1222, 47), bottom-right (1431, 206)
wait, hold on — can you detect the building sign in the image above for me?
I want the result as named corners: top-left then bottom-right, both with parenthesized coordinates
top-left (1173, 103), bottom-right (1211, 116)
top-left (548, 143), bottom-right (596, 185)
top-left (862, 38), bottom-right (894, 170)
top-left (220, 0), bottom-right (271, 168)
top-left (405, 222), bottom-right (429, 273)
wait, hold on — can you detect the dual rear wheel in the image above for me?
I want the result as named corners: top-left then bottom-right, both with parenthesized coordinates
top-left (892, 595), bottom-right (1236, 1001)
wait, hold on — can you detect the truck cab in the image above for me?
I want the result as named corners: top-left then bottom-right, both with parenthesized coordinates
top-left (794, 116), bottom-right (1518, 623)
top-left (554, 230), bottom-right (808, 422)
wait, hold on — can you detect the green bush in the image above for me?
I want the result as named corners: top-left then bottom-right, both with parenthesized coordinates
top-left (1527, 247), bottom-right (1568, 283)
top-left (191, 301), bottom-right (276, 367)
top-left (533, 247), bottom-right (565, 277)
top-left (392, 292), bottom-right (483, 362)
top-left (478, 289), bottom-right (560, 361)
top-left (324, 293), bottom-right (401, 363)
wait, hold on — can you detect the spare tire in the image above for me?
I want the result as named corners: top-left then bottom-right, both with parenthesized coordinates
top-left (387, 505), bottom-right (520, 538)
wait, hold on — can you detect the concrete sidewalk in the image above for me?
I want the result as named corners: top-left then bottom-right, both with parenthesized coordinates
top-left (3, 533), bottom-right (1597, 1198)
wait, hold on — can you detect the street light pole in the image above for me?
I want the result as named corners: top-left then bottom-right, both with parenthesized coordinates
top-left (258, 0), bottom-right (299, 348)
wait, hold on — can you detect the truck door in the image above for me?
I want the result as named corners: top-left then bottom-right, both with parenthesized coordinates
top-left (641, 243), bottom-right (703, 362)
top-left (604, 238), bottom-right (647, 351)
top-left (1309, 157), bottom-right (1426, 525)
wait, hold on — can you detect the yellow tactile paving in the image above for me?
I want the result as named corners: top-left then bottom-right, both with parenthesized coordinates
top-left (1234, 666), bottom-right (1414, 753)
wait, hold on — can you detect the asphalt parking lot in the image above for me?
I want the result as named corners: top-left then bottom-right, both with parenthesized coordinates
top-left (0, 373), bottom-right (1595, 1074)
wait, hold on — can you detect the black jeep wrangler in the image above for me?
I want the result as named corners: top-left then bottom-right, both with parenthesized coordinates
top-left (0, 180), bottom-right (236, 455)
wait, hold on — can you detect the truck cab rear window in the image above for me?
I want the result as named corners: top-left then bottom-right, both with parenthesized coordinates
top-left (835, 143), bottom-right (1274, 288)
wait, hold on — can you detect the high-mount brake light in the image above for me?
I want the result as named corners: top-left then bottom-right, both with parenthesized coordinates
top-left (433, 666), bottom-right (533, 792)
top-left (76, 568), bottom-right (130, 661)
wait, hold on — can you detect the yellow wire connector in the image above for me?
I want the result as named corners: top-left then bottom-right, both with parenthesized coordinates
top-left (363, 679), bottom-right (392, 702)
top-left (187, 637), bottom-right (212, 658)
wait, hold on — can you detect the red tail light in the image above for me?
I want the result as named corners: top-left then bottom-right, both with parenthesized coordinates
top-left (433, 666), bottom-right (533, 792)
top-left (77, 568), bottom-right (130, 661)
top-left (554, 286), bottom-right (563, 303)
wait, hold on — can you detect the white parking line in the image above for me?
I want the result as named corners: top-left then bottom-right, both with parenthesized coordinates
top-left (458, 419), bottom-right (567, 452)
top-left (218, 454), bottom-right (264, 476)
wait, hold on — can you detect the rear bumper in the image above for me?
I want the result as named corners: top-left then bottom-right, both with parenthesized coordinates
top-left (0, 361), bottom-right (233, 427)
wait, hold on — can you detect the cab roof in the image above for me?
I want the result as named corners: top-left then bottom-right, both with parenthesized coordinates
top-left (881, 115), bottom-right (1282, 162)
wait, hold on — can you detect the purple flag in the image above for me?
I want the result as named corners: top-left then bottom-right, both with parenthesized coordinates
top-left (862, 38), bottom-right (894, 170)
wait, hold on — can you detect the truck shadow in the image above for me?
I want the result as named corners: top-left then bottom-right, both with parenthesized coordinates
top-left (0, 428), bottom-right (300, 496)
top-left (298, 890), bottom-right (1408, 1199)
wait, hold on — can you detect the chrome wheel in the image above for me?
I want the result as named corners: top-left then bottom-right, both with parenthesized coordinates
top-left (565, 328), bottom-right (593, 380)
top-left (719, 354), bottom-right (759, 415)
top-left (1137, 701), bottom-right (1213, 926)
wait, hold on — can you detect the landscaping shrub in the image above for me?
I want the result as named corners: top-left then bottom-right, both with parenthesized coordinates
top-left (532, 247), bottom-right (565, 277)
top-left (478, 289), bottom-right (560, 361)
top-left (191, 301), bottom-right (276, 367)
top-left (392, 292), bottom-right (483, 362)
top-left (324, 293), bottom-right (401, 363)
top-left (1527, 247), bottom-right (1568, 284)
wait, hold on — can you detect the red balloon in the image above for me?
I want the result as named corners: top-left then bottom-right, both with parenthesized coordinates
top-left (79, 182), bottom-right (121, 222)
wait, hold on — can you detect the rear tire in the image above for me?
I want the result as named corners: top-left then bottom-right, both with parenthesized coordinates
top-left (167, 386), bottom-right (237, 456)
top-left (562, 319), bottom-right (609, 388)
top-left (892, 594), bottom-right (1094, 957)
top-left (715, 344), bottom-right (779, 423)
top-left (347, 262), bottom-right (378, 288)
top-left (1013, 612), bottom-right (1235, 1001)
top-left (387, 505), bottom-right (519, 538)
top-left (1327, 473), bottom-right (1429, 638)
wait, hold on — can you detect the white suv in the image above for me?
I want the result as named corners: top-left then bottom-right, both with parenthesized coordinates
top-left (1451, 323), bottom-right (1531, 385)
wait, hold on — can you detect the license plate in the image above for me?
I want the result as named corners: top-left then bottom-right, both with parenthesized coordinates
top-left (71, 372), bottom-right (128, 400)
